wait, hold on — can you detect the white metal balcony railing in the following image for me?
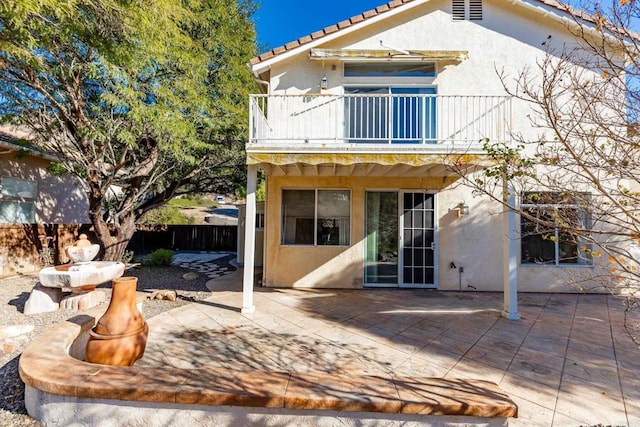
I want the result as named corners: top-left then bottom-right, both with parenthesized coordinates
top-left (249, 94), bottom-right (512, 146)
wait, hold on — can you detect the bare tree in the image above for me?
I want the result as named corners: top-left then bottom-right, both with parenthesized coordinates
top-left (453, 0), bottom-right (640, 342)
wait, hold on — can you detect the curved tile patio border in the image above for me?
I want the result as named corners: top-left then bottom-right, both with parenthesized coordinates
top-left (19, 305), bottom-right (517, 424)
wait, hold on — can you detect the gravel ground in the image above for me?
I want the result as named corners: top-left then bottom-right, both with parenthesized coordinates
top-left (0, 259), bottom-right (231, 426)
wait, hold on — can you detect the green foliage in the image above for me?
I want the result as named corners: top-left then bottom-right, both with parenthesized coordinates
top-left (121, 250), bottom-right (134, 264)
top-left (148, 249), bottom-right (174, 266)
top-left (475, 140), bottom-right (536, 187)
top-left (139, 206), bottom-right (195, 225)
top-left (236, 172), bottom-right (266, 202)
top-left (0, 0), bottom-right (257, 260)
top-left (167, 195), bottom-right (216, 208)
top-left (46, 163), bottom-right (68, 177)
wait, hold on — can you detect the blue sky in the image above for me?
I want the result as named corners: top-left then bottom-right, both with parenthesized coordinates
top-left (253, 0), bottom-right (385, 51)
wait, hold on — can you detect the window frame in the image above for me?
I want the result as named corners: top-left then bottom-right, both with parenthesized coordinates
top-left (281, 188), bottom-right (351, 247)
top-left (0, 176), bottom-right (37, 223)
top-left (520, 192), bottom-right (593, 267)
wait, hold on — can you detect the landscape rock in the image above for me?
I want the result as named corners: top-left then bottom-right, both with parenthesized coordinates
top-left (182, 272), bottom-right (199, 281)
top-left (149, 290), bottom-right (177, 301)
top-left (23, 283), bottom-right (63, 315)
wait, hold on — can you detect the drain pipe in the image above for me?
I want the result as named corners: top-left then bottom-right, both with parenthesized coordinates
top-left (458, 266), bottom-right (464, 292)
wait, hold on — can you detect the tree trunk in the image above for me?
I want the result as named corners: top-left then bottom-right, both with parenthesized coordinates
top-left (102, 218), bottom-right (136, 262)
top-left (87, 187), bottom-right (137, 262)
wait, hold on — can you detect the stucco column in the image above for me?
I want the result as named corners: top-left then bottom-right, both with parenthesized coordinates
top-left (502, 180), bottom-right (520, 320)
top-left (241, 164), bottom-right (257, 314)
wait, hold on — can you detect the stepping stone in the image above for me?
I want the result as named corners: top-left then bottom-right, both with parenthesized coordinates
top-left (0, 324), bottom-right (34, 339)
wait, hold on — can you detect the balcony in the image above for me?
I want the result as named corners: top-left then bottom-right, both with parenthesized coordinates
top-left (249, 94), bottom-right (512, 148)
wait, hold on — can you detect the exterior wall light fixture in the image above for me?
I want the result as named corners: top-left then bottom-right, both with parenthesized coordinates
top-left (320, 75), bottom-right (328, 90)
top-left (453, 202), bottom-right (469, 217)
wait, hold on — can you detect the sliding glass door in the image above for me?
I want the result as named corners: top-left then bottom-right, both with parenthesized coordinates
top-left (365, 192), bottom-right (398, 285)
top-left (365, 191), bottom-right (437, 288)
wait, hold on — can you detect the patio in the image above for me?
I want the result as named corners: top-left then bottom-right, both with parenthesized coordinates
top-left (135, 270), bottom-right (639, 426)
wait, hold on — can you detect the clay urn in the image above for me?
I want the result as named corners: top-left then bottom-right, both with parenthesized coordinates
top-left (85, 276), bottom-right (149, 366)
top-left (66, 234), bottom-right (100, 263)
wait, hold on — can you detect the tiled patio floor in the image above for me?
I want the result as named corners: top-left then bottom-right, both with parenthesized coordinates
top-left (138, 271), bottom-right (639, 426)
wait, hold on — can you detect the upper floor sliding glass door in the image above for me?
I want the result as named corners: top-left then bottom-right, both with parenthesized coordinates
top-left (344, 87), bottom-right (437, 144)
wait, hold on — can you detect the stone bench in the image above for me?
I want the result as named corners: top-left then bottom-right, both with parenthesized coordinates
top-left (20, 305), bottom-right (518, 426)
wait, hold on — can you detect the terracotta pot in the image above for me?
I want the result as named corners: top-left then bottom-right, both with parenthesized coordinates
top-left (85, 276), bottom-right (148, 366)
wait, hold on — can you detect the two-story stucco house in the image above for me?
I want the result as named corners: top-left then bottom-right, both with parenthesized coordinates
top-left (240, 0), bottom-right (614, 316)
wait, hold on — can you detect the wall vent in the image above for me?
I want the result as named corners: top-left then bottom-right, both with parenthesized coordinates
top-left (452, 0), bottom-right (483, 21)
top-left (452, 0), bottom-right (466, 20)
top-left (469, 0), bottom-right (483, 20)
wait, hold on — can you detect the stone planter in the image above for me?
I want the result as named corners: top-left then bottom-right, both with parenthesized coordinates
top-left (85, 276), bottom-right (148, 366)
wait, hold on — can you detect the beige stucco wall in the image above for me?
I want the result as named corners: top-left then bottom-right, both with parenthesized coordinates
top-left (262, 175), bottom-right (497, 289)
top-left (0, 153), bottom-right (88, 224)
top-left (266, 0), bottom-right (594, 144)
top-left (263, 174), bottom-right (609, 292)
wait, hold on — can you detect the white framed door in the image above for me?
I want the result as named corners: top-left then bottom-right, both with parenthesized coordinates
top-left (399, 191), bottom-right (437, 288)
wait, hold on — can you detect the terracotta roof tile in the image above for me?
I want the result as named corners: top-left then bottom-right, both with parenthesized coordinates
top-left (250, 0), bottom-right (588, 67)
top-left (285, 40), bottom-right (300, 50)
top-left (324, 24), bottom-right (340, 34)
top-left (362, 9), bottom-right (378, 19)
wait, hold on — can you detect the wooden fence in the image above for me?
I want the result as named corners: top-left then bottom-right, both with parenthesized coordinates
top-left (125, 225), bottom-right (237, 253)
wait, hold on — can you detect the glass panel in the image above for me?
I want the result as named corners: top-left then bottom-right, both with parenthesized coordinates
top-left (520, 207), bottom-right (556, 264)
top-left (414, 268), bottom-right (424, 283)
top-left (412, 229), bottom-right (423, 248)
top-left (1, 177), bottom-right (36, 198)
top-left (404, 267), bottom-right (413, 284)
top-left (423, 194), bottom-right (434, 209)
top-left (365, 192), bottom-right (398, 284)
top-left (391, 88), bottom-right (436, 144)
top-left (413, 210), bottom-right (423, 229)
top-left (404, 229), bottom-right (412, 246)
top-left (344, 63), bottom-right (436, 77)
top-left (0, 201), bottom-right (35, 223)
top-left (317, 190), bottom-right (350, 246)
top-left (520, 201), bottom-right (593, 266)
top-left (414, 249), bottom-right (424, 267)
top-left (282, 190), bottom-right (315, 245)
top-left (425, 268), bottom-right (434, 284)
top-left (404, 248), bottom-right (412, 266)
top-left (345, 87), bottom-right (388, 143)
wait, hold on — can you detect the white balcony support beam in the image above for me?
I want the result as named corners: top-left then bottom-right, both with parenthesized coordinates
top-left (502, 178), bottom-right (520, 320)
top-left (241, 164), bottom-right (258, 314)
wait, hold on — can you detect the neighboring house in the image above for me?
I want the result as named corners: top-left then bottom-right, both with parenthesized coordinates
top-left (0, 128), bottom-right (88, 224)
top-left (239, 0), bottom-right (617, 315)
top-left (0, 128), bottom-right (89, 276)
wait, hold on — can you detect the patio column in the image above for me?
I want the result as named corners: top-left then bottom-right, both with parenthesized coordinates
top-left (502, 180), bottom-right (520, 320)
top-left (241, 164), bottom-right (257, 314)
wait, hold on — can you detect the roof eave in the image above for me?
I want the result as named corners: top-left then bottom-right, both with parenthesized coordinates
top-left (250, 0), bottom-right (429, 75)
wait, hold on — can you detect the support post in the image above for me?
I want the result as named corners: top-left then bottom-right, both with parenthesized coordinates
top-left (241, 164), bottom-right (257, 314)
top-left (502, 179), bottom-right (520, 320)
